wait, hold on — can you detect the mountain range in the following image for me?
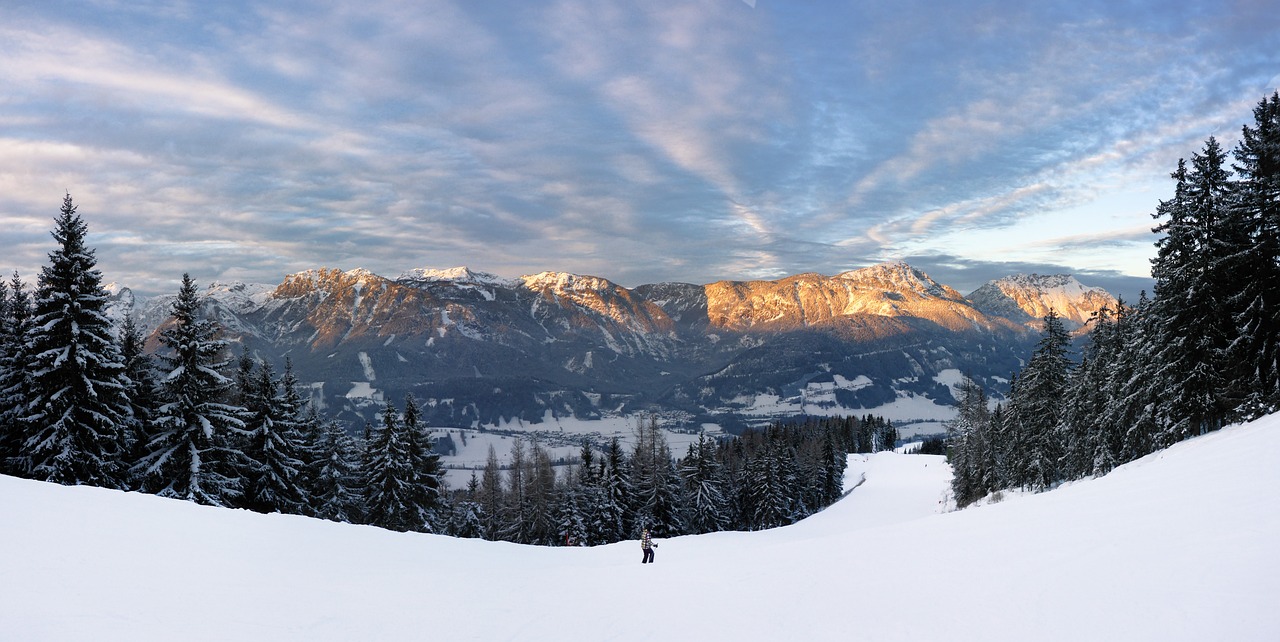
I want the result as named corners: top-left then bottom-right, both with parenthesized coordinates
top-left (108, 261), bottom-right (1115, 432)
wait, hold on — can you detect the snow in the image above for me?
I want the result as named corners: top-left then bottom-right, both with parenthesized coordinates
top-left (356, 351), bottom-right (376, 381)
top-left (344, 381), bottom-right (380, 402)
top-left (3, 414), bottom-right (1279, 640)
top-left (397, 266), bottom-right (505, 286)
top-left (736, 388), bottom-right (957, 425)
top-left (203, 281), bottom-right (276, 314)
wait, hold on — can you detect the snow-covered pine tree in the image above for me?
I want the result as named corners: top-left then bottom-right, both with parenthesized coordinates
top-left (745, 432), bottom-right (794, 530)
top-left (118, 313), bottom-right (160, 489)
top-left (499, 438), bottom-right (531, 543)
top-left (571, 441), bottom-right (608, 545)
top-left (402, 393), bottom-right (443, 531)
top-left (446, 473), bottom-right (486, 539)
top-left (1107, 293), bottom-right (1161, 461)
top-left (722, 437), bottom-right (751, 530)
top-left (477, 444), bottom-right (504, 540)
top-left (987, 403), bottom-right (1011, 489)
top-left (234, 350), bottom-right (255, 407)
top-left (240, 359), bottom-right (308, 515)
top-left (1228, 92), bottom-right (1280, 416)
top-left (23, 194), bottom-right (131, 487)
top-left (0, 278), bottom-right (11, 469)
top-left (137, 273), bottom-right (248, 506)
top-left (362, 400), bottom-right (419, 532)
top-left (1008, 310), bottom-right (1073, 491)
top-left (0, 274), bottom-right (35, 477)
top-left (571, 443), bottom-right (614, 544)
top-left (277, 358), bottom-right (319, 485)
top-left (307, 417), bottom-right (363, 523)
top-left (680, 434), bottom-right (729, 534)
top-left (524, 441), bottom-right (558, 544)
top-left (552, 475), bottom-right (589, 547)
top-left (818, 427), bottom-right (846, 506)
top-left (599, 437), bottom-right (631, 541)
top-left (1149, 141), bottom-right (1238, 443)
top-left (629, 415), bottom-right (684, 537)
top-left (947, 375), bottom-right (992, 507)
top-left (1062, 306), bottom-right (1120, 479)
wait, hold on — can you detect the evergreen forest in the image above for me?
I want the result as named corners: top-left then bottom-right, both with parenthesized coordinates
top-left (949, 93), bottom-right (1280, 507)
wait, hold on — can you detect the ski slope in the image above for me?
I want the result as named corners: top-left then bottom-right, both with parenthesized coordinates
top-left (2, 414), bottom-right (1279, 641)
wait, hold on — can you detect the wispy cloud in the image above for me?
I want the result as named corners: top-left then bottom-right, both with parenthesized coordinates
top-left (0, 0), bottom-right (1275, 296)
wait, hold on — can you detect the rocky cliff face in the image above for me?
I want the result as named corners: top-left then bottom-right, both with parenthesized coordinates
top-left (704, 262), bottom-right (1022, 334)
top-left (131, 262), bottom-right (1116, 430)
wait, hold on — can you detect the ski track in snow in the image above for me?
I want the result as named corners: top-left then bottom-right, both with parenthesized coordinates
top-left (2, 415), bottom-right (1279, 641)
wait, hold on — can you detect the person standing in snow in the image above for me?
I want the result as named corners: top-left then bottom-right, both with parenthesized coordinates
top-left (640, 528), bottom-right (656, 564)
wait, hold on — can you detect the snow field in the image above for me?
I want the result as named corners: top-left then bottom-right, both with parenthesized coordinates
top-left (2, 413), bottom-right (1278, 640)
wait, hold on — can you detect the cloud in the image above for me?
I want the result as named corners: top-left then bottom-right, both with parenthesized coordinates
top-left (0, 0), bottom-right (1274, 299)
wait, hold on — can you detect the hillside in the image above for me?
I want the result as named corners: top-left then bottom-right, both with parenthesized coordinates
top-left (2, 413), bottom-right (1277, 640)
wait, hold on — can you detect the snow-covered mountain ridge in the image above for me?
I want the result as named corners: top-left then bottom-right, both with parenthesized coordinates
top-left (704, 262), bottom-right (1017, 333)
top-left (139, 262), bottom-right (1107, 339)
top-left (968, 273), bottom-right (1116, 331)
top-left (122, 262), bottom-right (1116, 430)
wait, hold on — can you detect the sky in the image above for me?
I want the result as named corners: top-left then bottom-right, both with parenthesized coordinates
top-left (1, 1), bottom-right (1277, 299)
top-left (3, 415), bottom-right (1278, 639)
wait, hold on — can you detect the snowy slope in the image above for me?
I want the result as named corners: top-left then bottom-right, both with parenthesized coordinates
top-left (3, 414), bottom-right (1279, 641)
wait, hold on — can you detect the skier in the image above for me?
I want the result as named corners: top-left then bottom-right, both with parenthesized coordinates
top-left (640, 528), bottom-right (656, 564)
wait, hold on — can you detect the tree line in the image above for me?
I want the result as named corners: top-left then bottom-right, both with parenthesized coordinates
top-left (0, 194), bottom-right (894, 540)
top-left (949, 92), bottom-right (1280, 507)
top-left (439, 414), bottom-right (892, 545)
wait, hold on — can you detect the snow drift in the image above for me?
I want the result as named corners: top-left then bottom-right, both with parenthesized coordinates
top-left (2, 413), bottom-right (1278, 641)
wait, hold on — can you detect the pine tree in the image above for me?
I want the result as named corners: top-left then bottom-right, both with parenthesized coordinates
top-left (745, 432), bottom-right (794, 530)
top-left (572, 441), bottom-right (614, 545)
top-left (0, 273), bottom-right (35, 476)
top-left (277, 359), bottom-right (317, 476)
top-left (1149, 140), bottom-right (1240, 442)
top-left (477, 445), bottom-right (504, 540)
top-left (1228, 92), bottom-right (1280, 415)
top-left (118, 313), bottom-right (160, 489)
top-left (818, 428), bottom-right (846, 506)
top-left (362, 400), bottom-right (419, 532)
top-left (1108, 293), bottom-right (1161, 461)
top-left (553, 476), bottom-right (589, 547)
top-left (402, 393), bottom-right (443, 531)
top-left (500, 438), bottom-right (531, 543)
top-left (0, 278), bottom-right (12, 470)
top-left (723, 437), bottom-right (751, 530)
top-left (629, 415), bottom-right (684, 537)
top-left (524, 441), bottom-right (558, 544)
top-left (240, 359), bottom-right (308, 514)
top-left (307, 418), bottom-right (363, 523)
top-left (681, 434), bottom-right (729, 534)
top-left (448, 472), bottom-right (487, 539)
top-left (23, 194), bottom-right (131, 487)
top-left (1008, 310), bottom-right (1073, 490)
top-left (1062, 307), bottom-right (1120, 479)
top-left (600, 437), bottom-right (631, 541)
top-left (947, 375), bottom-right (992, 506)
top-left (138, 273), bottom-right (247, 505)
